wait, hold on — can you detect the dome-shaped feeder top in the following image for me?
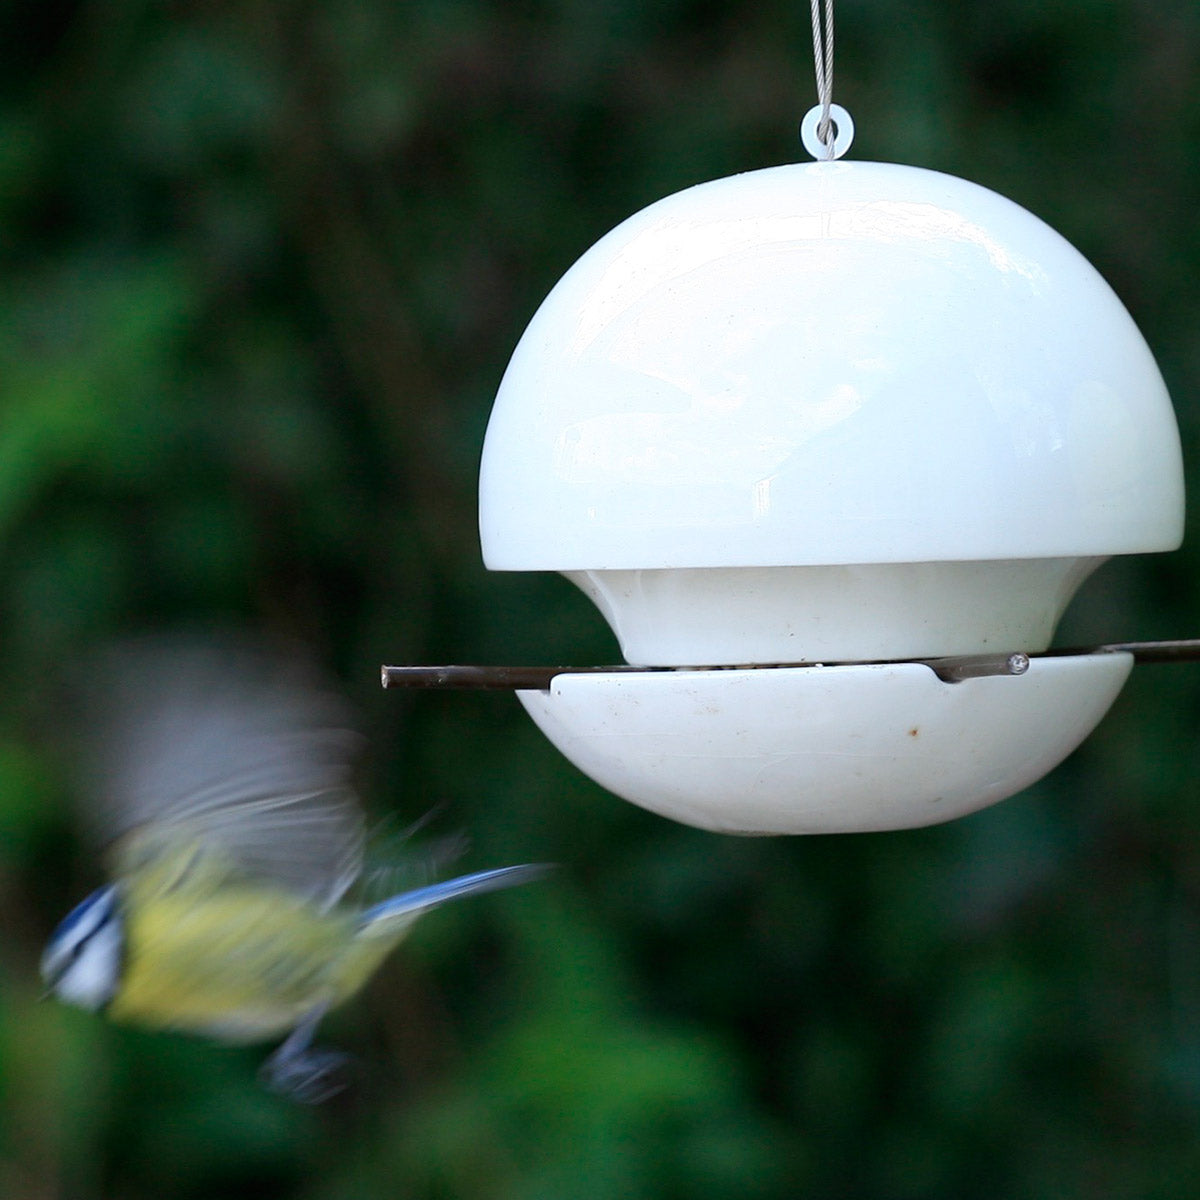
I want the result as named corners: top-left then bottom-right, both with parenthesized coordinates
top-left (480, 161), bottom-right (1183, 571)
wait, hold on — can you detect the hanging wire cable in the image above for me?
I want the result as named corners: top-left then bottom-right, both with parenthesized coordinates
top-left (809, 0), bottom-right (836, 157)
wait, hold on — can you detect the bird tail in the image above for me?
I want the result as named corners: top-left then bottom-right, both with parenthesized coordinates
top-left (357, 863), bottom-right (550, 934)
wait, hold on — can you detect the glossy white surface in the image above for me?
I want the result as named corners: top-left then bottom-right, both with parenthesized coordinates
top-left (566, 557), bottom-right (1103, 664)
top-left (480, 161), bottom-right (1184, 570)
top-left (517, 654), bottom-right (1133, 834)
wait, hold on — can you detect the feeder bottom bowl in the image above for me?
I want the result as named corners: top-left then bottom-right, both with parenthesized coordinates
top-left (516, 653), bottom-right (1132, 834)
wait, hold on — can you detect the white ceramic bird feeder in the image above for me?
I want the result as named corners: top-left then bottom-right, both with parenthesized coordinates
top-left (465, 130), bottom-right (1184, 835)
top-left (383, 65), bottom-right (1188, 835)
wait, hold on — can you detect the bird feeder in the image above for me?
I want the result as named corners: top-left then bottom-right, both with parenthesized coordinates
top-left (471, 158), bottom-right (1184, 834)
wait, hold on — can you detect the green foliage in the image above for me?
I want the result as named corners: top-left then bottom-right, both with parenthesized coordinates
top-left (3, 1), bottom-right (1200, 1196)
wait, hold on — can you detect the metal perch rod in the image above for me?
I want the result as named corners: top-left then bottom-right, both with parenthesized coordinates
top-left (381, 640), bottom-right (1200, 690)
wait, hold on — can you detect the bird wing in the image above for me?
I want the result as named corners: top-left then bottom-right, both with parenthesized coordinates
top-left (78, 633), bottom-right (365, 909)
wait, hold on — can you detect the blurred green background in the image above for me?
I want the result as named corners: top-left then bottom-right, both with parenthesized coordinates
top-left (3, 0), bottom-right (1200, 1196)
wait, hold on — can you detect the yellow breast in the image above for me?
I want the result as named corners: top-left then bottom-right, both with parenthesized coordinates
top-left (111, 883), bottom-right (396, 1043)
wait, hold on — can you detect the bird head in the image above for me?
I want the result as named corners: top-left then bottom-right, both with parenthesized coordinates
top-left (41, 885), bottom-right (123, 1011)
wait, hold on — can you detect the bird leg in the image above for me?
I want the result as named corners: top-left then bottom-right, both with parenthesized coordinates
top-left (259, 1004), bottom-right (349, 1103)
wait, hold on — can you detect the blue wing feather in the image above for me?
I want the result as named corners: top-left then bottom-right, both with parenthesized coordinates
top-left (358, 864), bottom-right (549, 929)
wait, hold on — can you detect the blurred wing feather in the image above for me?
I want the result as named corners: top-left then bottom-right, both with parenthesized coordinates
top-left (80, 634), bottom-right (365, 907)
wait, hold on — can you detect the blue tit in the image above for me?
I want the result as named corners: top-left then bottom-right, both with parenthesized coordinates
top-left (40, 635), bottom-right (546, 1101)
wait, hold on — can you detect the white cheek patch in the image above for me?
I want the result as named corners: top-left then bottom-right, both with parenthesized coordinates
top-left (56, 919), bottom-right (123, 1011)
